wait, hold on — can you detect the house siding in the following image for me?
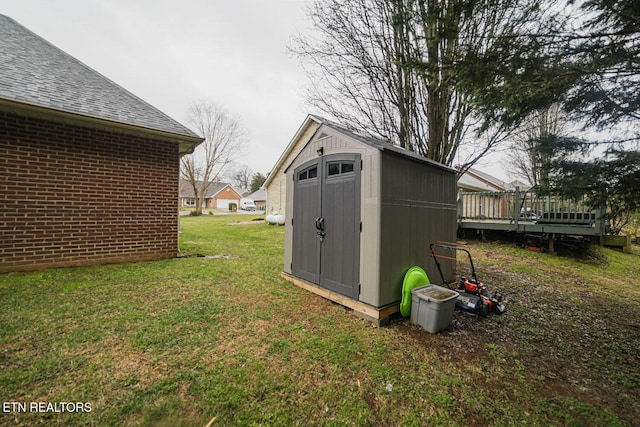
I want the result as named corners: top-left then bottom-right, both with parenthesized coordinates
top-left (207, 186), bottom-right (242, 209)
top-left (0, 112), bottom-right (179, 273)
top-left (266, 121), bottom-right (320, 214)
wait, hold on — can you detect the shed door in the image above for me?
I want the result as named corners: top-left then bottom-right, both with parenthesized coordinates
top-left (292, 154), bottom-right (361, 299)
top-left (292, 162), bottom-right (321, 284)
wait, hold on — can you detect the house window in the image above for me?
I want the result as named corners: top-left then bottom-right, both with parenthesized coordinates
top-left (185, 198), bottom-right (196, 207)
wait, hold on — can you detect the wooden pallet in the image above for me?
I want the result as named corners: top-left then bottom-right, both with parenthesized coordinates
top-left (281, 273), bottom-right (400, 326)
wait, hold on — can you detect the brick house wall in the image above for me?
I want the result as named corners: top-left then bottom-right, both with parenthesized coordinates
top-left (0, 112), bottom-right (179, 273)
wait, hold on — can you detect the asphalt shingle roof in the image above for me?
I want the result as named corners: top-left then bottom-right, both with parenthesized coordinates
top-left (179, 180), bottom-right (237, 199)
top-left (0, 14), bottom-right (199, 138)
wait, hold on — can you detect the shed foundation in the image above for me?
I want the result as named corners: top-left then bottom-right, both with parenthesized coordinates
top-left (281, 273), bottom-right (399, 326)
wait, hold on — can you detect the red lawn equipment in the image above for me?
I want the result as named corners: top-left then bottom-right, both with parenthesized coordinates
top-left (430, 241), bottom-right (506, 316)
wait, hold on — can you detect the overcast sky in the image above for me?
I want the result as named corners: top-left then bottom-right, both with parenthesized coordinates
top-left (2, 0), bottom-right (315, 181)
top-left (2, 0), bottom-right (519, 184)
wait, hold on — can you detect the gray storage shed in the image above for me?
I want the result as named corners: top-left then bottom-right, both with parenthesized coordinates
top-left (282, 120), bottom-right (457, 321)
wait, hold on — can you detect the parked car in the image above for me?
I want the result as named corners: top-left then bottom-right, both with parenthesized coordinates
top-left (240, 198), bottom-right (256, 211)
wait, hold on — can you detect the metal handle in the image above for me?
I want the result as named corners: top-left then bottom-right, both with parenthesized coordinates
top-left (315, 217), bottom-right (325, 239)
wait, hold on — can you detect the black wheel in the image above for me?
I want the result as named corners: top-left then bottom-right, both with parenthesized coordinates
top-left (480, 303), bottom-right (489, 317)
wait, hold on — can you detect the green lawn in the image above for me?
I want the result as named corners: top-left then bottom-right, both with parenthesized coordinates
top-left (1, 215), bottom-right (639, 426)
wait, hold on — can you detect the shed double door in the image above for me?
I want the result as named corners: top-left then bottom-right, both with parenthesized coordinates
top-left (292, 154), bottom-right (361, 299)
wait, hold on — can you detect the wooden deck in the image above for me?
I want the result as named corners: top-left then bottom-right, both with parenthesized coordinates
top-left (459, 218), bottom-right (604, 236)
top-left (458, 189), bottom-right (606, 238)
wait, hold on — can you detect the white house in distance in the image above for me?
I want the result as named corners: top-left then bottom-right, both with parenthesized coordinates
top-left (457, 167), bottom-right (530, 192)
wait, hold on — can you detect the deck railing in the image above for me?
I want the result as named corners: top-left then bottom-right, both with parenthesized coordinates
top-left (457, 188), bottom-right (603, 226)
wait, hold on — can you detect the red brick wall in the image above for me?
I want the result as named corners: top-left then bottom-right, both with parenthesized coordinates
top-left (0, 112), bottom-right (179, 273)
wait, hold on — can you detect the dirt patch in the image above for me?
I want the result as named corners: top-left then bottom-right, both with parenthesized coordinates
top-left (419, 244), bottom-right (639, 423)
top-left (228, 219), bottom-right (265, 226)
top-left (177, 253), bottom-right (238, 260)
top-left (204, 254), bottom-right (238, 259)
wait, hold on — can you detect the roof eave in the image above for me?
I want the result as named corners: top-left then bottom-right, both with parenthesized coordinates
top-left (0, 97), bottom-right (204, 156)
top-left (263, 114), bottom-right (323, 187)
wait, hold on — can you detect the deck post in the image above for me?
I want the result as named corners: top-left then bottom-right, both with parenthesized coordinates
top-left (513, 187), bottom-right (520, 231)
top-left (595, 206), bottom-right (606, 237)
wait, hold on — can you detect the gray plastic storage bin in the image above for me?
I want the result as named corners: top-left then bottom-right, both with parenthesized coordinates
top-left (410, 285), bottom-right (459, 333)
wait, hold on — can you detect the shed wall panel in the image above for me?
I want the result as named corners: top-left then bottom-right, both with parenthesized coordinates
top-left (358, 151), bottom-right (381, 306)
top-left (377, 152), bottom-right (457, 306)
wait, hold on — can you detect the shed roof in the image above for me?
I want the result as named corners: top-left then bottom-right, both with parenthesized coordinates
top-left (277, 114), bottom-right (455, 176)
top-left (319, 119), bottom-right (454, 172)
top-left (0, 14), bottom-right (202, 151)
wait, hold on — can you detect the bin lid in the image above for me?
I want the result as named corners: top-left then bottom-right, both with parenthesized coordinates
top-left (413, 285), bottom-right (458, 302)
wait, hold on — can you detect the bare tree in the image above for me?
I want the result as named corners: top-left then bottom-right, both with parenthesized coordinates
top-left (231, 165), bottom-right (254, 191)
top-left (181, 101), bottom-right (246, 215)
top-left (504, 105), bottom-right (567, 187)
top-left (292, 0), bottom-right (550, 170)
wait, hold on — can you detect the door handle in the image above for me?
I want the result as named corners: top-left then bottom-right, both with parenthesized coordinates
top-left (315, 217), bottom-right (325, 240)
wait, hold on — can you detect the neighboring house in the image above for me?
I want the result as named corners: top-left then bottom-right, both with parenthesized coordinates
top-left (506, 179), bottom-right (532, 191)
top-left (264, 114), bottom-right (322, 214)
top-left (179, 180), bottom-right (243, 210)
top-left (0, 15), bottom-right (203, 273)
top-left (247, 189), bottom-right (266, 211)
top-left (457, 167), bottom-right (510, 192)
top-left (456, 167), bottom-right (533, 219)
top-left (207, 183), bottom-right (243, 209)
top-left (456, 167), bottom-right (510, 219)
top-left (457, 167), bottom-right (531, 192)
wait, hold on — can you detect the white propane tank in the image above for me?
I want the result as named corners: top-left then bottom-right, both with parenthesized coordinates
top-left (266, 212), bottom-right (285, 225)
